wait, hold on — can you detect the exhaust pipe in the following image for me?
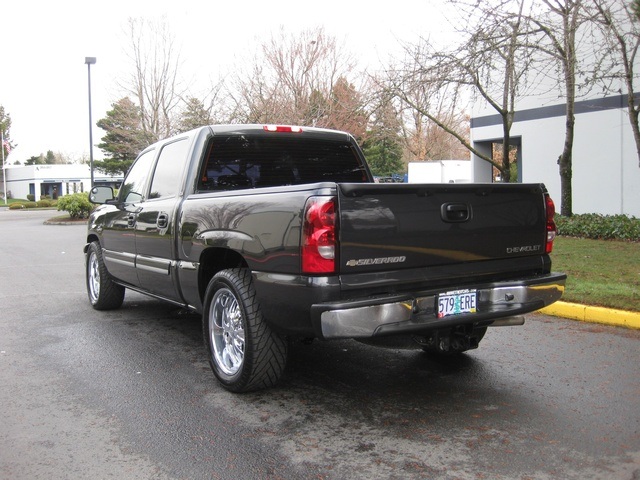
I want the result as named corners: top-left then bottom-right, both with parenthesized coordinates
top-left (489, 315), bottom-right (525, 327)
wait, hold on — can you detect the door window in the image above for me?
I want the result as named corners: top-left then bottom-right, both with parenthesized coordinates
top-left (120, 150), bottom-right (155, 204)
top-left (148, 138), bottom-right (190, 200)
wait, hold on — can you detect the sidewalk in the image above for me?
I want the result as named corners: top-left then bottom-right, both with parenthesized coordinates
top-left (540, 301), bottom-right (640, 330)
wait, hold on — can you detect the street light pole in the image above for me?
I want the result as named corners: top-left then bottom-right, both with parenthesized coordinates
top-left (1, 129), bottom-right (7, 206)
top-left (85, 57), bottom-right (96, 189)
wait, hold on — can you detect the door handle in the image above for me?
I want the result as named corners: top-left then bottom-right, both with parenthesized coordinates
top-left (157, 212), bottom-right (169, 229)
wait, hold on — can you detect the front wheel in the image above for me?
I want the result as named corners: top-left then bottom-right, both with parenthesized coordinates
top-left (86, 241), bottom-right (125, 310)
top-left (203, 269), bottom-right (287, 392)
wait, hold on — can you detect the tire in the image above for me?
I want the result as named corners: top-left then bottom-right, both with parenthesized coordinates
top-left (203, 268), bottom-right (288, 393)
top-left (86, 241), bottom-right (125, 310)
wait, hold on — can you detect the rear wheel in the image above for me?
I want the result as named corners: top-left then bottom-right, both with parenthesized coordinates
top-left (203, 268), bottom-right (287, 392)
top-left (86, 241), bottom-right (125, 310)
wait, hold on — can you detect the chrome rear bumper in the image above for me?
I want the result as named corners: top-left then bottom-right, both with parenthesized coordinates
top-left (314, 273), bottom-right (566, 339)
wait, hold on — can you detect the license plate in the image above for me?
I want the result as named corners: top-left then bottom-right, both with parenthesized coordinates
top-left (437, 289), bottom-right (477, 318)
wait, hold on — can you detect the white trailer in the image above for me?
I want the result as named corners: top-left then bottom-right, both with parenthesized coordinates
top-left (407, 161), bottom-right (471, 183)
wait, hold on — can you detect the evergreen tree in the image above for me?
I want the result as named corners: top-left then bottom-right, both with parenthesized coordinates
top-left (361, 133), bottom-right (404, 177)
top-left (324, 77), bottom-right (368, 141)
top-left (25, 154), bottom-right (46, 166)
top-left (361, 94), bottom-right (404, 177)
top-left (96, 98), bottom-right (149, 176)
top-left (176, 97), bottom-right (212, 133)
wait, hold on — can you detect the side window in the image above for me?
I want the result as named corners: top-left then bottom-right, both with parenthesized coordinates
top-left (149, 138), bottom-right (190, 199)
top-left (120, 150), bottom-right (155, 204)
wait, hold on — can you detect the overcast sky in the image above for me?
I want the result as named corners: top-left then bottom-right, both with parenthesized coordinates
top-left (2, 0), bottom-right (454, 163)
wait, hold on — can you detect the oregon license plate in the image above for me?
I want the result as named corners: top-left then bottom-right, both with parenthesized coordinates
top-left (437, 289), bottom-right (477, 318)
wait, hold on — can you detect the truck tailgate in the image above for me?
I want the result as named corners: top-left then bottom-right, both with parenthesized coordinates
top-left (338, 183), bottom-right (549, 273)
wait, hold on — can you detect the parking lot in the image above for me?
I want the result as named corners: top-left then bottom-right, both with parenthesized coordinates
top-left (1, 209), bottom-right (639, 479)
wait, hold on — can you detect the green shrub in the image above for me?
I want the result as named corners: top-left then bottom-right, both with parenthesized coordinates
top-left (556, 214), bottom-right (640, 242)
top-left (9, 203), bottom-right (25, 210)
top-left (23, 202), bottom-right (38, 208)
top-left (56, 192), bottom-right (93, 219)
top-left (37, 199), bottom-right (53, 208)
top-left (26, 194), bottom-right (35, 202)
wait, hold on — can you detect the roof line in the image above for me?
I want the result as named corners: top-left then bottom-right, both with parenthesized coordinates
top-left (470, 93), bottom-right (638, 128)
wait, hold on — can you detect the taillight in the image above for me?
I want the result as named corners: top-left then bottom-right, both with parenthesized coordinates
top-left (302, 196), bottom-right (337, 274)
top-left (263, 125), bottom-right (303, 133)
top-left (545, 194), bottom-right (557, 253)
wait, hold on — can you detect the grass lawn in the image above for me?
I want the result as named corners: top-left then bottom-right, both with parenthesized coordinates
top-left (552, 237), bottom-right (640, 312)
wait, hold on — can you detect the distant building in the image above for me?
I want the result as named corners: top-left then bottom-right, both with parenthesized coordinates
top-left (470, 92), bottom-right (640, 217)
top-left (4, 164), bottom-right (122, 200)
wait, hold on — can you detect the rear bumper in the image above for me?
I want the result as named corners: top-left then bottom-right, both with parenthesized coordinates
top-left (311, 273), bottom-right (566, 339)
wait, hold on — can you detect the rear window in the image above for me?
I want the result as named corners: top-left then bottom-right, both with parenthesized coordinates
top-left (197, 134), bottom-right (369, 191)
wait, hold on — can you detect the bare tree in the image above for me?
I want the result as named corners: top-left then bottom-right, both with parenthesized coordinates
top-left (526, 0), bottom-right (587, 216)
top-left (227, 59), bottom-right (283, 123)
top-left (460, 0), bottom-right (537, 181)
top-left (590, 0), bottom-right (640, 167)
top-left (227, 27), bottom-right (367, 135)
top-left (378, 38), bottom-right (464, 162)
top-left (420, 111), bottom-right (471, 161)
top-left (122, 17), bottom-right (185, 143)
top-left (385, 0), bottom-right (536, 181)
top-left (407, 94), bottom-right (469, 161)
top-left (393, 70), bottom-right (471, 162)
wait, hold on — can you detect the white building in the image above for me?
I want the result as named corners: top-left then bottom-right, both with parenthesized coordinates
top-left (4, 164), bottom-right (122, 200)
top-left (466, 1), bottom-right (640, 217)
top-left (466, 0), bottom-right (640, 218)
top-left (470, 92), bottom-right (640, 217)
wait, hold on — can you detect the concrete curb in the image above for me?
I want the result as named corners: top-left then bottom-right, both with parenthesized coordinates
top-left (540, 301), bottom-right (640, 330)
top-left (43, 220), bottom-right (87, 225)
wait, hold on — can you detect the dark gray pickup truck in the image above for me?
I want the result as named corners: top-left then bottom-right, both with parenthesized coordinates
top-left (85, 124), bottom-right (566, 392)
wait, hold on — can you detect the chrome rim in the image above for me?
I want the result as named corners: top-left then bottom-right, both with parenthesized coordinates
top-left (88, 252), bottom-right (100, 303)
top-left (209, 288), bottom-right (245, 376)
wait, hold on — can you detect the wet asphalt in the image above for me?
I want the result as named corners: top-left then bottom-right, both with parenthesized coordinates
top-left (1, 209), bottom-right (639, 480)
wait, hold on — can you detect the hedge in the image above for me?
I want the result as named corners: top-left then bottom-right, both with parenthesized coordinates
top-left (7, 200), bottom-right (57, 209)
top-left (556, 213), bottom-right (640, 242)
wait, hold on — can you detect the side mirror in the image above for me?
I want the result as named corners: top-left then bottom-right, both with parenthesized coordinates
top-left (89, 186), bottom-right (115, 204)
